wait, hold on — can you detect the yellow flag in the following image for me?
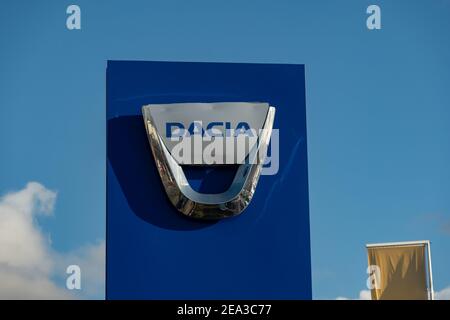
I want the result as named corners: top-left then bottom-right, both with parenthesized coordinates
top-left (367, 244), bottom-right (428, 300)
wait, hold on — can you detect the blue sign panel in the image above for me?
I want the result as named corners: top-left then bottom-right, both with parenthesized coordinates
top-left (106, 61), bottom-right (311, 299)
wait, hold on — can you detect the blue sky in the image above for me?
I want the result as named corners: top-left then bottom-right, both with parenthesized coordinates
top-left (1, 0), bottom-right (449, 299)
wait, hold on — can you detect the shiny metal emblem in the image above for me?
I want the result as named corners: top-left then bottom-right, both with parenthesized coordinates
top-left (142, 102), bottom-right (275, 219)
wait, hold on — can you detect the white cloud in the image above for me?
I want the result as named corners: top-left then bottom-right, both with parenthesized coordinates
top-left (0, 267), bottom-right (72, 299)
top-left (0, 182), bottom-right (55, 275)
top-left (0, 182), bottom-right (104, 299)
top-left (435, 287), bottom-right (450, 300)
top-left (358, 290), bottom-right (371, 300)
top-left (56, 240), bottom-right (105, 298)
top-left (336, 289), bottom-right (371, 300)
top-left (338, 288), bottom-right (450, 300)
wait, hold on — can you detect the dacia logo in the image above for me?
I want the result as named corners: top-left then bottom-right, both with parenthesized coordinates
top-left (166, 121), bottom-right (255, 138)
top-left (142, 102), bottom-right (276, 219)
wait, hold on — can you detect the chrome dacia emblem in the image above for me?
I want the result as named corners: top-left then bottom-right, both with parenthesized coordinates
top-left (142, 102), bottom-right (275, 219)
